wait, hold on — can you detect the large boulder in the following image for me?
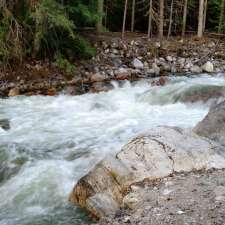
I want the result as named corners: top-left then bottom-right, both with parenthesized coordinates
top-left (194, 100), bottom-right (225, 146)
top-left (177, 85), bottom-right (225, 104)
top-left (69, 126), bottom-right (225, 219)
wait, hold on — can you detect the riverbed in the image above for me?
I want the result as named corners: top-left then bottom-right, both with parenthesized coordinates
top-left (1, 74), bottom-right (225, 225)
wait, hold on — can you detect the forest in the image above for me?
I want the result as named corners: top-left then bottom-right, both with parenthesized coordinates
top-left (0, 0), bottom-right (224, 68)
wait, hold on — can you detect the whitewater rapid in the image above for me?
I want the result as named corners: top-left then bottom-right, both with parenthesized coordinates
top-left (0, 74), bottom-right (225, 225)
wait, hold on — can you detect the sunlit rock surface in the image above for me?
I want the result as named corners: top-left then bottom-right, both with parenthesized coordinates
top-left (70, 126), bottom-right (225, 218)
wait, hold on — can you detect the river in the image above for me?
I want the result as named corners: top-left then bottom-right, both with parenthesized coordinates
top-left (0, 74), bottom-right (225, 225)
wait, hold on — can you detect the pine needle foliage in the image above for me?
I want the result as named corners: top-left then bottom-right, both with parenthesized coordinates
top-left (0, 0), bottom-right (98, 67)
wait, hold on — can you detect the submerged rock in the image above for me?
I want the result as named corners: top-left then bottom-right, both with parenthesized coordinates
top-left (177, 85), bottom-right (225, 104)
top-left (69, 126), bottom-right (225, 219)
top-left (0, 119), bottom-right (10, 131)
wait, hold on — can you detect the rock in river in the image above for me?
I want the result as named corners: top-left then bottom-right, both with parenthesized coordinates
top-left (0, 119), bottom-right (10, 131)
top-left (69, 124), bottom-right (225, 219)
top-left (194, 100), bottom-right (225, 146)
top-left (177, 85), bottom-right (225, 104)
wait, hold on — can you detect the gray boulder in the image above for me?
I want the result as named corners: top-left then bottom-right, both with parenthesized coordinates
top-left (177, 85), bottom-right (225, 104)
top-left (194, 100), bottom-right (225, 146)
top-left (0, 119), bottom-right (10, 131)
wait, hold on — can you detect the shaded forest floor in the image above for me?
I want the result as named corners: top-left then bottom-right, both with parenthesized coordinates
top-left (1, 33), bottom-right (225, 97)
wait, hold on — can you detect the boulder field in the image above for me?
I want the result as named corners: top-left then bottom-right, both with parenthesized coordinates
top-left (69, 101), bottom-right (225, 223)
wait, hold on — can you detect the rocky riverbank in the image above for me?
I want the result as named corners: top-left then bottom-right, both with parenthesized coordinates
top-left (69, 100), bottom-right (225, 224)
top-left (1, 35), bottom-right (225, 97)
top-left (101, 169), bottom-right (225, 225)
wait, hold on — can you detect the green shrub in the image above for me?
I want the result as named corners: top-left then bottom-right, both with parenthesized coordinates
top-left (55, 54), bottom-right (76, 74)
top-left (72, 37), bottom-right (96, 59)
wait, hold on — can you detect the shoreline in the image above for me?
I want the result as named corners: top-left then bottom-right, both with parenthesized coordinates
top-left (1, 35), bottom-right (225, 98)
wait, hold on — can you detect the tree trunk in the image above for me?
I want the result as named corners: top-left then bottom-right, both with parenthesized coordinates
top-left (218, 0), bottom-right (225, 33)
top-left (147, 0), bottom-right (153, 39)
top-left (122, 0), bottom-right (128, 39)
top-left (203, 0), bottom-right (208, 32)
top-left (32, 5), bottom-right (44, 58)
top-left (167, 0), bottom-right (174, 38)
top-left (159, 0), bottom-right (164, 39)
top-left (197, 0), bottom-right (205, 38)
top-left (96, 0), bottom-right (104, 34)
top-left (131, 0), bottom-right (135, 32)
top-left (182, 0), bottom-right (188, 37)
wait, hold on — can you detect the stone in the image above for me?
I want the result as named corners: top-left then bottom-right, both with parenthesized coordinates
top-left (151, 77), bottom-right (168, 86)
top-left (194, 100), bottom-right (225, 146)
top-left (154, 42), bottom-right (161, 48)
top-left (63, 86), bottom-right (82, 95)
top-left (159, 57), bottom-right (166, 62)
top-left (8, 87), bottom-right (20, 97)
top-left (112, 58), bottom-right (122, 67)
top-left (184, 62), bottom-right (193, 70)
top-left (202, 61), bottom-right (214, 73)
top-left (143, 62), bottom-right (149, 68)
top-left (46, 88), bottom-right (57, 96)
top-left (177, 58), bottom-right (186, 65)
top-left (0, 119), bottom-right (10, 131)
top-left (161, 62), bottom-right (171, 72)
top-left (91, 82), bottom-right (113, 93)
top-left (152, 63), bottom-right (160, 75)
top-left (132, 58), bottom-right (144, 69)
top-left (69, 126), bottom-right (225, 219)
top-left (214, 186), bottom-right (225, 201)
top-left (171, 65), bottom-right (177, 73)
top-left (208, 42), bottom-right (216, 48)
top-left (166, 56), bottom-right (173, 62)
top-left (177, 85), bottom-right (225, 104)
top-left (115, 68), bottom-right (131, 80)
top-left (90, 73), bottom-right (107, 83)
top-left (190, 65), bottom-right (202, 73)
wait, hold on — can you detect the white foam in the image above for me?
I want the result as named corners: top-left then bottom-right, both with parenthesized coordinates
top-left (0, 74), bottom-right (224, 224)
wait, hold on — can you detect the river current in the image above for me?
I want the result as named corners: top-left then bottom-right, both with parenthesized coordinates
top-left (1, 74), bottom-right (225, 225)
